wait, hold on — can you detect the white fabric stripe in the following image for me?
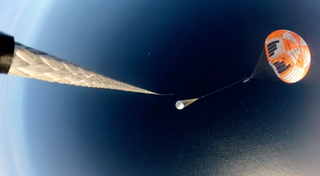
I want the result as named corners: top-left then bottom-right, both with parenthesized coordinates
top-left (288, 69), bottom-right (304, 83)
top-left (283, 32), bottom-right (297, 43)
top-left (283, 66), bottom-right (296, 81)
top-left (283, 66), bottom-right (297, 80)
top-left (302, 48), bottom-right (311, 68)
top-left (283, 66), bottom-right (304, 83)
top-left (287, 48), bottom-right (300, 63)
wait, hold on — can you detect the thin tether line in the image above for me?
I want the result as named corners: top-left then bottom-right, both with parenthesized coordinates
top-left (199, 78), bottom-right (245, 99)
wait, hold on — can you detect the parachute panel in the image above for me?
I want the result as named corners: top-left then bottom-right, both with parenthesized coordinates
top-left (264, 29), bottom-right (311, 83)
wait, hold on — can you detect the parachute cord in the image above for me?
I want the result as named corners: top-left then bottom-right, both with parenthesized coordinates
top-left (191, 48), bottom-right (273, 101)
top-left (251, 66), bottom-right (272, 77)
top-left (250, 48), bottom-right (266, 78)
top-left (199, 78), bottom-right (245, 99)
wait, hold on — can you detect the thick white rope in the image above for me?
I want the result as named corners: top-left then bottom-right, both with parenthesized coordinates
top-left (8, 43), bottom-right (159, 95)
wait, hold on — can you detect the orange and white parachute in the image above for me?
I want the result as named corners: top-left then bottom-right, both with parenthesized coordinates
top-left (175, 29), bottom-right (311, 110)
top-left (265, 29), bottom-right (311, 83)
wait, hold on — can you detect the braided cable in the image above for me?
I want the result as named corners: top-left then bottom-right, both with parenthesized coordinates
top-left (8, 43), bottom-right (159, 95)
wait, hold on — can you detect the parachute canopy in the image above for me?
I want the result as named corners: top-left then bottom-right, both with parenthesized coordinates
top-left (265, 29), bottom-right (311, 83)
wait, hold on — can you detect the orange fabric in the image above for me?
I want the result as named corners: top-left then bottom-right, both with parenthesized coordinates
top-left (264, 29), bottom-right (311, 83)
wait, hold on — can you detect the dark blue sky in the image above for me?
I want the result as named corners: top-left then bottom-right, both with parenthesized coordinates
top-left (2, 0), bottom-right (320, 176)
